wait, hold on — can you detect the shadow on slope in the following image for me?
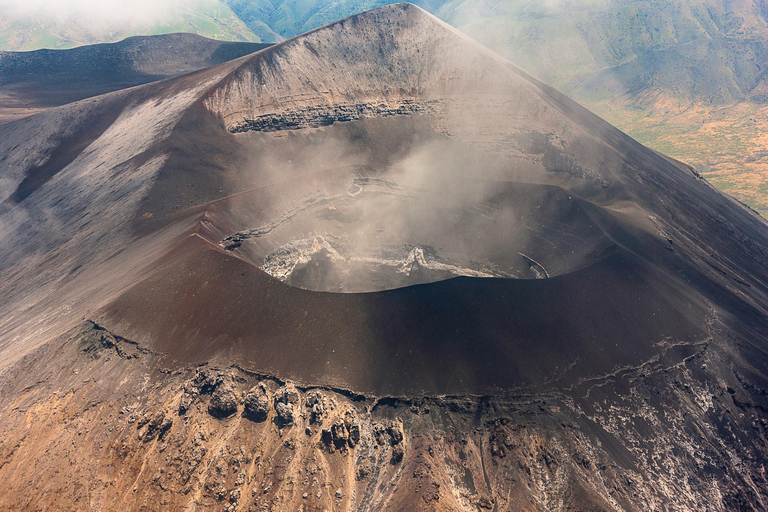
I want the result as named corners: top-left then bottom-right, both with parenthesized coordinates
top-left (98, 232), bottom-right (710, 396)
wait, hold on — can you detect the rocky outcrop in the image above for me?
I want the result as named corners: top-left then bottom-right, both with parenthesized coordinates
top-left (375, 420), bottom-right (405, 464)
top-left (305, 390), bottom-right (325, 425)
top-left (208, 383), bottom-right (239, 418)
top-left (3, 4), bottom-right (768, 511)
top-left (322, 410), bottom-right (363, 454)
top-left (275, 402), bottom-right (294, 425)
top-left (138, 412), bottom-right (172, 442)
top-left (345, 411), bottom-right (360, 448)
top-left (229, 100), bottom-right (440, 133)
top-left (331, 420), bottom-right (348, 448)
top-left (274, 384), bottom-right (300, 426)
top-left (0, 322), bottom-right (766, 511)
top-left (77, 320), bottom-right (143, 360)
top-left (243, 384), bottom-right (270, 422)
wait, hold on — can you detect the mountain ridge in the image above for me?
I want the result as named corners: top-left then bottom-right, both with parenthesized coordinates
top-left (5, 2), bottom-right (768, 215)
top-left (0, 32), bottom-right (270, 124)
top-left (0, 4), bottom-right (767, 510)
top-left (0, 1), bottom-right (760, 392)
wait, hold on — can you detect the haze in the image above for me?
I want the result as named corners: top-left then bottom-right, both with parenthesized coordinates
top-left (1, 3), bottom-right (768, 511)
top-left (0, 0), bottom-right (206, 25)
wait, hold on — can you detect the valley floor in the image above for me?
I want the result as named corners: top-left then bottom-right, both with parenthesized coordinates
top-left (589, 99), bottom-right (768, 217)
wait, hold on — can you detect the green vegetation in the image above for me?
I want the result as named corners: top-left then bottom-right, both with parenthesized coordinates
top-left (591, 100), bottom-right (768, 214)
top-left (0, 0), bottom-right (260, 50)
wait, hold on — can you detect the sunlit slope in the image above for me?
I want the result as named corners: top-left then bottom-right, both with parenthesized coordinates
top-left (1, 5), bottom-right (766, 397)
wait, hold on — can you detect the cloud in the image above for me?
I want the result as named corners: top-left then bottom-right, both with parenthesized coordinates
top-left (0, 0), bottom-right (207, 26)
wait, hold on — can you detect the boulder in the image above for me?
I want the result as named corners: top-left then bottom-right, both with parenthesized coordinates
top-left (306, 390), bottom-right (325, 424)
top-left (274, 384), bottom-right (300, 405)
top-left (331, 420), bottom-right (348, 448)
top-left (275, 401), bottom-right (294, 426)
top-left (344, 411), bottom-right (360, 447)
top-left (208, 384), bottom-right (238, 418)
top-left (243, 385), bottom-right (269, 422)
top-left (274, 384), bottom-right (300, 426)
top-left (391, 444), bottom-right (405, 464)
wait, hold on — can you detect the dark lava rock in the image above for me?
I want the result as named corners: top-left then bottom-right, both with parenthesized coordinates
top-left (387, 422), bottom-right (404, 445)
top-left (229, 100), bottom-right (437, 134)
top-left (243, 384), bottom-right (269, 422)
top-left (191, 368), bottom-right (223, 395)
top-left (344, 411), bottom-right (360, 447)
top-left (178, 391), bottom-right (195, 415)
top-left (158, 416), bottom-right (173, 439)
top-left (306, 390), bottom-right (325, 424)
top-left (331, 420), bottom-right (348, 448)
top-left (348, 423), bottom-right (361, 447)
top-left (320, 411), bottom-right (361, 452)
top-left (321, 428), bottom-right (333, 447)
top-left (275, 384), bottom-right (301, 405)
top-left (274, 384), bottom-right (300, 426)
top-left (391, 444), bottom-right (405, 464)
top-left (311, 403), bottom-right (325, 424)
top-left (305, 390), bottom-right (321, 406)
top-left (140, 412), bottom-right (170, 442)
top-left (275, 401), bottom-right (295, 426)
top-left (179, 371), bottom-right (218, 415)
top-left (208, 384), bottom-right (238, 418)
top-left (373, 423), bottom-right (388, 446)
top-left (356, 461), bottom-right (372, 481)
top-left (385, 421), bottom-right (405, 463)
top-left (136, 412), bottom-right (151, 429)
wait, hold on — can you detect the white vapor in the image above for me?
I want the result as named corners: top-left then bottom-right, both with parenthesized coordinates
top-left (0, 0), bottom-right (205, 26)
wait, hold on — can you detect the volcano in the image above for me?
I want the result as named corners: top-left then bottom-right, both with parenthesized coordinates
top-left (1, 4), bottom-right (767, 511)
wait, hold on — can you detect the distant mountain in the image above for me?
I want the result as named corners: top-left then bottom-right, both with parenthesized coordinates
top-left (443, 0), bottom-right (768, 108)
top-left (4, 1), bottom-right (768, 212)
top-left (0, 33), bottom-right (268, 123)
top-left (2, 5), bottom-right (768, 509)
top-left (214, 0), bottom-right (768, 108)
top-left (217, 0), bottom-right (768, 213)
top-left (6, 0), bottom-right (768, 109)
top-left (0, 0), bottom-right (261, 51)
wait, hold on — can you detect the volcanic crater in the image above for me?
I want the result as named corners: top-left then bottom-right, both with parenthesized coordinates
top-left (1, 4), bottom-right (768, 511)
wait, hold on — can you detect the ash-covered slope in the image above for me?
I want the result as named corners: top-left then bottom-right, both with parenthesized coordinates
top-left (0, 33), bottom-right (269, 123)
top-left (1, 3), bottom-right (768, 510)
top-left (0, 0), bottom-right (766, 395)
